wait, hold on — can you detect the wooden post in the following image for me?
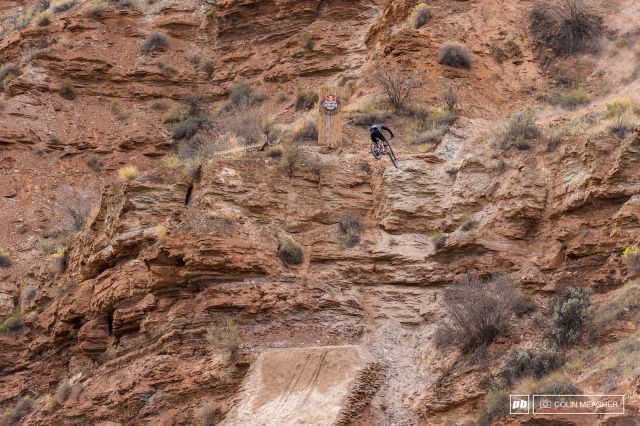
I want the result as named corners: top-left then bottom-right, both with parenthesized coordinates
top-left (318, 85), bottom-right (344, 150)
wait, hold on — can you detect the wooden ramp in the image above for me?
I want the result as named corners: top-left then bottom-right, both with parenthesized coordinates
top-left (221, 346), bottom-right (381, 426)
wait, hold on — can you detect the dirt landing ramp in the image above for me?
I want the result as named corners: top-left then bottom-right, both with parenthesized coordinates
top-left (222, 345), bottom-right (382, 426)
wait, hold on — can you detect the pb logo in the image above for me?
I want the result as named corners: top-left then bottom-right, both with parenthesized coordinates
top-left (510, 395), bottom-right (530, 414)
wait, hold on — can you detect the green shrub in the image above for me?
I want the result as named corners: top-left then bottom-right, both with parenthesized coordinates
top-left (339, 216), bottom-right (363, 248)
top-left (295, 90), bottom-right (319, 111)
top-left (499, 109), bottom-right (541, 149)
top-left (530, 0), bottom-right (604, 56)
top-left (442, 83), bottom-right (458, 111)
top-left (206, 319), bottom-right (241, 359)
top-left (435, 275), bottom-right (517, 353)
top-left (292, 116), bottom-right (317, 141)
top-left (477, 388), bottom-right (509, 426)
top-left (172, 117), bottom-right (203, 141)
top-left (411, 3), bottom-right (432, 29)
top-left (0, 309), bottom-right (24, 334)
top-left (548, 286), bottom-right (592, 346)
top-left (501, 345), bottom-right (565, 386)
top-left (604, 98), bottom-right (637, 118)
top-left (623, 244), bottom-right (640, 276)
top-left (37, 11), bottom-right (52, 26)
top-left (140, 32), bottom-right (168, 55)
top-left (438, 42), bottom-right (472, 69)
top-left (278, 237), bottom-right (303, 265)
top-left (59, 78), bottom-right (76, 100)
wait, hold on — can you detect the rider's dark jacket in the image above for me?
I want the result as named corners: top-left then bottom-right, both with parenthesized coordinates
top-left (370, 124), bottom-right (394, 142)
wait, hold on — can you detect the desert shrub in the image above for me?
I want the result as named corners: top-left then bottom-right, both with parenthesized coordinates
top-left (0, 63), bottom-right (20, 89)
top-left (111, 103), bottom-right (131, 121)
top-left (47, 247), bottom-right (66, 274)
top-left (37, 11), bottom-right (52, 26)
top-left (3, 397), bottom-right (33, 425)
top-left (207, 318), bottom-right (241, 359)
top-left (435, 275), bottom-right (518, 353)
top-left (0, 250), bottom-right (10, 268)
top-left (86, 156), bottom-right (103, 171)
top-left (52, 0), bottom-right (76, 13)
top-left (292, 116), bottom-right (317, 141)
top-left (118, 165), bottom-right (138, 181)
top-left (278, 237), bottom-right (303, 265)
top-left (529, 374), bottom-right (582, 397)
top-left (49, 380), bottom-right (71, 409)
top-left (59, 78), bottom-right (76, 100)
top-left (156, 60), bottom-right (176, 76)
top-left (438, 42), bottom-right (472, 69)
top-left (499, 109), bottom-right (541, 149)
top-left (195, 403), bottom-right (220, 426)
top-left (549, 88), bottom-right (591, 109)
top-left (229, 82), bottom-right (253, 107)
top-left (280, 141), bottom-right (301, 177)
top-left (514, 293), bottom-right (536, 317)
top-left (140, 32), bottom-right (168, 55)
top-left (501, 345), bottom-right (564, 386)
top-left (0, 308), bottom-right (24, 334)
top-left (409, 128), bottom-right (443, 146)
top-left (548, 286), bottom-right (592, 346)
top-left (16, 6), bottom-right (38, 28)
top-left (172, 117), bottom-right (203, 140)
top-left (411, 3), bottom-right (432, 29)
top-left (300, 31), bottom-right (314, 49)
top-left (604, 98), bottom-right (637, 118)
top-left (530, 0), bottom-right (604, 56)
top-left (442, 83), bottom-right (458, 111)
top-left (295, 90), bottom-right (319, 111)
top-left (375, 66), bottom-right (420, 111)
top-left (160, 155), bottom-right (181, 168)
top-left (608, 114), bottom-right (634, 139)
top-left (267, 146), bottom-right (282, 158)
top-left (489, 40), bottom-right (522, 63)
top-left (339, 216), bottom-right (363, 248)
top-left (275, 91), bottom-right (287, 103)
top-left (345, 103), bottom-right (391, 126)
top-left (460, 219), bottom-right (478, 232)
top-left (203, 61), bottom-right (214, 79)
top-left (623, 244), bottom-right (640, 275)
top-left (477, 388), bottom-right (509, 426)
top-left (431, 231), bottom-right (448, 250)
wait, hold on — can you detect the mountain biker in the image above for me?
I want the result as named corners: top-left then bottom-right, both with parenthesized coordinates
top-left (370, 124), bottom-right (394, 152)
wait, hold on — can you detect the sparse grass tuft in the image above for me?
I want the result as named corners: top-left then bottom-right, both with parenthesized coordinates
top-left (195, 403), bottom-right (220, 426)
top-left (477, 388), bottom-right (509, 426)
top-left (280, 141), bottom-right (301, 177)
top-left (345, 102), bottom-right (391, 126)
top-left (118, 165), bottom-right (138, 181)
top-left (52, 0), bottom-right (77, 13)
top-left (0, 63), bottom-right (20, 90)
top-left (604, 97), bottom-right (637, 118)
top-left (300, 31), bottom-right (314, 50)
top-left (498, 110), bottom-right (541, 149)
top-left (206, 318), bottom-right (241, 359)
top-left (608, 113), bottom-right (635, 139)
top-left (3, 397), bottom-right (33, 425)
top-left (0, 250), bottom-right (11, 268)
top-left (548, 88), bottom-right (591, 109)
top-left (37, 10), bottom-right (52, 26)
top-left (140, 32), bottom-right (168, 55)
top-left (623, 244), bottom-right (640, 276)
top-left (0, 308), bottom-right (24, 334)
top-left (593, 281), bottom-right (640, 330)
top-left (339, 216), bottom-right (363, 248)
top-left (278, 237), bottom-right (303, 265)
top-left (59, 78), bottom-right (76, 100)
top-left (438, 42), bottom-right (472, 69)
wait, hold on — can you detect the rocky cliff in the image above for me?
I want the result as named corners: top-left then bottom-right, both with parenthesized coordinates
top-left (2, 0), bottom-right (640, 425)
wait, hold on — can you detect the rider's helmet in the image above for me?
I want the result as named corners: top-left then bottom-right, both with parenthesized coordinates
top-left (370, 124), bottom-right (381, 133)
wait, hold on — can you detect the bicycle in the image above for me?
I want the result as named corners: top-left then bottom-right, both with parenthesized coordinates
top-left (370, 137), bottom-right (398, 168)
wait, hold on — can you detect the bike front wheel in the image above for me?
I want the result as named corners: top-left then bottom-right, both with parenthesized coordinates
top-left (370, 142), bottom-right (382, 159)
top-left (384, 141), bottom-right (398, 168)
